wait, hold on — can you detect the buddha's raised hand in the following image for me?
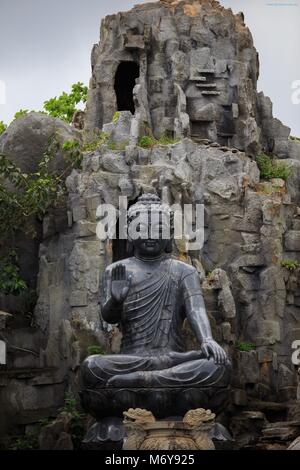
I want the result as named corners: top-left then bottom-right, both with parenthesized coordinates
top-left (111, 264), bottom-right (132, 304)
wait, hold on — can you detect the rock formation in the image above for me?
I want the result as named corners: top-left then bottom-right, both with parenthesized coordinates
top-left (1, 0), bottom-right (300, 450)
top-left (85, 0), bottom-right (299, 161)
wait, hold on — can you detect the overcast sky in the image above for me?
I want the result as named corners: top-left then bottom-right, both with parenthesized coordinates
top-left (0, 0), bottom-right (299, 135)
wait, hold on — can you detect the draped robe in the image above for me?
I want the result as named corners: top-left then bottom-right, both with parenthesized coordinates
top-left (82, 256), bottom-right (231, 390)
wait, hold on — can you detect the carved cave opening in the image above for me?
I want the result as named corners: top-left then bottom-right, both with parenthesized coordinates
top-left (191, 121), bottom-right (213, 140)
top-left (112, 216), bottom-right (128, 263)
top-left (114, 61), bottom-right (140, 114)
top-left (112, 196), bottom-right (140, 262)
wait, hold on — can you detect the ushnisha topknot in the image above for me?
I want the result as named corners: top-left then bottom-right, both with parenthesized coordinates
top-left (127, 194), bottom-right (174, 232)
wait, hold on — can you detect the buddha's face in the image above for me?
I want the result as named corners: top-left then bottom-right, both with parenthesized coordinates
top-left (132, 237), bottom-right (169, 257)
top-left (130, 213), bottom-right (171, 258)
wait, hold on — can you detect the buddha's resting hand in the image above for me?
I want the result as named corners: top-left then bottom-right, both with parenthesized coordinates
top-left (201, 338), bottom-right (227, 365)
top-left (111, 264), bottom-right (132, 304)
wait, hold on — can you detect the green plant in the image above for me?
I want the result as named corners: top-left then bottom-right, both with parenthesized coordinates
top-left (0, 250), bottom-right (27, 295)
top-left (87, 344), bottom-right (105, 356)
top-left (256, 154), bottom-right (292, 181)
top-left (281, 259), bottom-right (300, 271)
top-left (82, 131), bottom-right (109, 152)
top-left (138, 135), bottom-right (157, 148)
top-left (113, 111), bottom-right (120, 124)
top-left (0, 136), bottom-right (82, 296)
top-left (60, 393), bottom-right (85, 448)
top-left (138, 133), bottom-right (180, 149)
top-left (43, 82), bottom-right (88, 123)
top-left (0, 121), bottom-right (7, 135)
top-left (10, 432), bottom-right (39, 450)
top-left (62, 393), bottom-right (83, 418)
top-left (235, 341), bottom-right (256, 352)
top-left (13, 109), bottom-right (30, 120)
top-left (157, 133), bottom-right (180, 145)
top-left (62, 140), bottom-right (83, 169)
top-left (107, 140), bottom-right (128, 151)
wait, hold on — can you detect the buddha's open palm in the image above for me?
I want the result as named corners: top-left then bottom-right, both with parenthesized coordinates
top-left (111, 264), bottom-right (132, 304)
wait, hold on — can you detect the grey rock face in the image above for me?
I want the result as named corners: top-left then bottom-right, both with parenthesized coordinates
top-left (85, 0), bottom-right (293, 158)
top-left (0, 112), bottom-right (81, 174)
top-left (30, 135), bottom-right (299, 415)
top-left (0, 113), bottom-right (82, 315)
top-left (2, 0), bottom-right (300, 446)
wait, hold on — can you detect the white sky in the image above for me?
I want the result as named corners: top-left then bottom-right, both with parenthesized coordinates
top-left (0, 0), bottom-right (299, 135)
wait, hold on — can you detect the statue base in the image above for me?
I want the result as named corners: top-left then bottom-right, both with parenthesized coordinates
top-left (123, 408), bottom-right (216, 451)
top-left (82, 417), bottom-right (125, 451)
top-left (81, 386), bottom-right (230, 420)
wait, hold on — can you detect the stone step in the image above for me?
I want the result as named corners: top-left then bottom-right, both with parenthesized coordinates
top-left (196, 83), bottom-right (217, 89)
top-left (189, 76), bottom-right (207, 82)
top-left (259, 421), bottom-right (300, 442)
top-left (201, 90), bottom-right (221, 96)
top-left (198, 69), bottom-right (215, 74)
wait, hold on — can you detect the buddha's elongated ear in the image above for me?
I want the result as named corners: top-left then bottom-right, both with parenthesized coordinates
top-left (165, 239), bottom-right (173, 253)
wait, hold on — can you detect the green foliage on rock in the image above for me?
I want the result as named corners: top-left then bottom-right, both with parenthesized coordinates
top-left (43, 82), bottom-right (88, 123)
top-left (10, 432), bottom-right (40, 450)
top-left (61, 393), bottom-right (85, 449)
top-left (62, 140), bottom-right (83, 169)
top-left (281, 259), bottom-right (299, 271)
top-left (82, 131), bottom-right (109, 152)
top-left (87, 345), bottom-right (105, 356)
top-left (157, 134), bottom-right (180, 145)
top-left (138, 134), bottom-right (180, 149)
top-left (13, 109), bottom-right (30, 120)
top-left (107, 140), bottom-right (128, 151)
top-left (0, 121), bottom-right (7, 135)
top-left (138, 135), bottom-right (157, 148)
top-left (0, 136), bottom-right (82, 296)
top-left (112, 111), bottom-right (120, 124)
top-left (256, 154), bottom-right (292, 181)
top-left (235, 341), bottom-right (256, 352)
top-left (0, 250), bottom-right (27, 295)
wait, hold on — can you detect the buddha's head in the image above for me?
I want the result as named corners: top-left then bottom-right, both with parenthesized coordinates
top-left (127, 194), bottom-right (173, 258)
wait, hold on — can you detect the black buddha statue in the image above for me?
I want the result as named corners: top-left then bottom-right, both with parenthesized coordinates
top-left (81, 194), bottom-right (231, 420)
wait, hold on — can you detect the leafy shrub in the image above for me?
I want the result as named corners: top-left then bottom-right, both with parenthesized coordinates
top-left (44, 82), bottom-right (88, 123)
top-left (138, 135), bottom-right (157, 148)
top-left (10, 433), bottom-right (39, 450)
top-left (82, 132), bottom-right (109, 152)
top-left (281, 259), bottom-right (299, 271)
top-left (256, 154), bottom-right (292, 181)
top-left (0, 121), bottom-right (7, 135)
top-left (0, 251), bottom-right (27, 295)
top-left (235, 341), bottom-right (256, 352)
top-left (0, 136), bottom-right (82, 295)
top-left (60, 393), bottom-right (85, 449)
top-left (14, 109), bottom-right (30, 120)
top-left (62, 140), bottom-right (83, 169)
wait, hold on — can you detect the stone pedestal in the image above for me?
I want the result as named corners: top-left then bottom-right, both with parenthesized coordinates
top-left (123, 408), bottom-right (216, 451)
